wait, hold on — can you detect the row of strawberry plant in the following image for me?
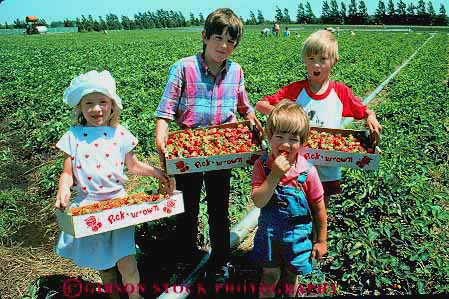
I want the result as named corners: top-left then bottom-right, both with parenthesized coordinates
top-left (324, 33), bottom-right (449, 295)
top-left (0, 30), bottom-right (429, 245)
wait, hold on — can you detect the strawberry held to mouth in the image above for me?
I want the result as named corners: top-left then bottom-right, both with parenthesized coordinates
top-left (279, 150), bottom-right (289, 158)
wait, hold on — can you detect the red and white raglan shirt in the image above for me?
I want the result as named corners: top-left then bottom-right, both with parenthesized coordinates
top-left (261, 79), bottom-right (368, 182)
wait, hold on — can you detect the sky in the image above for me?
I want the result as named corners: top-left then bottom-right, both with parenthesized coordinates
top-left (0, 0), bottom-right (447, 24)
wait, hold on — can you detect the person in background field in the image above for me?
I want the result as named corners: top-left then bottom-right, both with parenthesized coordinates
top-left (284, 27), bottom-right (290, 37)
top-left (54, 70), bottom-right (172, 299)
top-left (273, 21), bottom-right (280, 36)
top-left (154, 8), bottom-right (262, 285)
top-left (251, 100), bottom-right (327, 298)
top-left (255, 30), bottom-right (382, 207)
top-left (261, 27), bottom-right (270, 37)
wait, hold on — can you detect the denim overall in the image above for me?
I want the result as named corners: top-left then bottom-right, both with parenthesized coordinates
top-left (252, 154), bottom-right (313, 275)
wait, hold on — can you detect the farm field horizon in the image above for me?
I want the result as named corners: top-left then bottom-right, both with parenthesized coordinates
top-left (0, 28), bottom-right (448, 298)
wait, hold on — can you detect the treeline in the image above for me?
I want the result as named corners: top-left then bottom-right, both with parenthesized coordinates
top-left (75, 10), bottom-right (188, 32)
top-left (0, 9), bottom-right (190, 31)
top-left (248, 0), bottom-right (448, 26)
top-left (1, 18), bottom-right (75, 29)
top-left (1, 0), bottom-right (447, 31)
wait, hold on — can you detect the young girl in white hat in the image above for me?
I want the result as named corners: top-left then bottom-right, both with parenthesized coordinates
top-left (54, 70), bottom-right (172, 299)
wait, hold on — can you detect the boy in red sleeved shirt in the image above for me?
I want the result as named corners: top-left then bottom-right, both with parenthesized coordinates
top-left (255, 30), bottom-right (382, 204)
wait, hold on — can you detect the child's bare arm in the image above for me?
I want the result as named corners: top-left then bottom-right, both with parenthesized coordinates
top-left (125, 152), bottom-right (173, 193)
top-left (55, 155), bottom-right (74, 210)
top-left (251, 155), bottom-right (290, 208)
top-left (365, 108), bottom-right (382, 146)
top-left (155, 118), bottom-right (170, 168)
top-left (244, 112), bottom-right (264, 138)
top-left (251, 173), bottom-right (280, 208)
top-left (255, 100), bottom-right (275, 115)
top-left (311, 197), bottom-right (327, 259)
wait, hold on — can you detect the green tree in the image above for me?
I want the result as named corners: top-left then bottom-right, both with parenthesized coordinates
top-left (416, 0), bottom-right (427, 25)
top-left (387, 0), bottom-right (396, 24)
top-left (305, 1), bottom-right (316, 23)
top-left (297, 2), bottom-right (306, 24)
top-left (275, 6), bottom-right (283, 22)
top-left (406, 2), bottom-right (416, 24)
top-left (375, 0), bottom-right (387, 24)
top-left (248, 10), bottom-right (257, 25)
top-left (105, 14), bottom-right (121, 30)
top-left (358, 0), bottom-right (369, 24)
top-left (189, 13), bottom-right (197, 26)
top-left (330, 0), bottom-right (340, 24)
top-left (63, 19), bottom-right (75, 27)
top-left (435, 3), bottom-right (448, 25)
top-left (283, 8), bottom-right (291, 23)
top-left (427, 1), bottom-right (436, 25)
top-left (178, 11), bottom-right (187, 27)
top-left (13, 18), bottom-right (26, 28)
top-left (347, 0), bottom-right (358, 24)
top-left (340, 1), bottom-right (347, 24)
top-left (257, 9), bottom-right (265, 24)
top-left (198, 13), bottom-right (205, 24)
top-left (121, 15), bottom-right (134, 30)
top-left (50, 21), bottom-right (64, 27)
top-left (321, 0), bottom-right (331, 24)
top-left (98, 16), bottom-right (107, 30)
top-left (93, 19), bottom-right (101, 31)
top-left (397, 0), bottom-right (407, 24)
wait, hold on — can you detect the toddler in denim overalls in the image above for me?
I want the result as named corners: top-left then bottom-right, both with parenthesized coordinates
top-left (251, 100), bottom-right (328, 298)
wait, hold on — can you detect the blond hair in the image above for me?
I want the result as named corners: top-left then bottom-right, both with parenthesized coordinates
top-left (302, 30), bottom-right (339, 65)
top-left (203, 8), bottom-right (244, 51)
top-left (266, 100), bottom-right (310, 144)
top-left (73, 95), bottom-right (120, 127)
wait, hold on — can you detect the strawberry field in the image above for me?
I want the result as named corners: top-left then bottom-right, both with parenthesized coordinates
top-left (0, 29), bottom-right (448, 298)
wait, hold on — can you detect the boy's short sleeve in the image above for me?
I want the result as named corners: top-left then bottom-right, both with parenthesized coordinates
top-left (251, 158), bottom-right (266, 190)
top-left (56, 130), bottom-right (75, 156)
top-left (119, 126), bottom-right (138, 154)
top-left (155, 61), bottom-right (185, 120)
top-left (305, 166), bottom-right (324, 204)
top-left (261, 82), bottom-right (303, 106)
top-left (335, 82), bottom-right (368, 119)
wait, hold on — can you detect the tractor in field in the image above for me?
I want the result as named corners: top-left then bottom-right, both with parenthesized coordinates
top-left (25, 16), bottom-right (48, 35)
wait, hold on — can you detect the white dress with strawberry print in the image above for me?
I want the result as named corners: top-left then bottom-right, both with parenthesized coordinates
top-left (55, 124), bottom-right (138, 270)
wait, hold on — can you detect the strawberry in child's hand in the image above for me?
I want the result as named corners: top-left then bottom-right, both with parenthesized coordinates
top-left (279, 150), bottom-right (289, 158)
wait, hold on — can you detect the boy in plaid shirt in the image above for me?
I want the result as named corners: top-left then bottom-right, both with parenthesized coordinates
top-left (155, 8), bottom-right (262, 284)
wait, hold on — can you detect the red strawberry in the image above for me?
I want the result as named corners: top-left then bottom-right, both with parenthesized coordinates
top-left (279, 150), bottom-right (289, 158)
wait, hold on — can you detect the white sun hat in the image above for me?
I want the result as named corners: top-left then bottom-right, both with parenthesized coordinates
top-left (63, 70), bottom-right (123, 109)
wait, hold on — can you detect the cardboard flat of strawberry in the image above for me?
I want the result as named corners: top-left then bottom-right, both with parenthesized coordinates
top-left (301, 127), bottom-right (381, 170)
top-left (69, 192), bottom-right (170, 216)
top-left (56, 191), bottom-right (184, 238)
top-left (165, 121), bottom-right (266, 175)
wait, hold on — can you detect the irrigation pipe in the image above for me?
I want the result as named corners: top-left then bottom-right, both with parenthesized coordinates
top-left (156, 33), bottom-right (434, 299)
